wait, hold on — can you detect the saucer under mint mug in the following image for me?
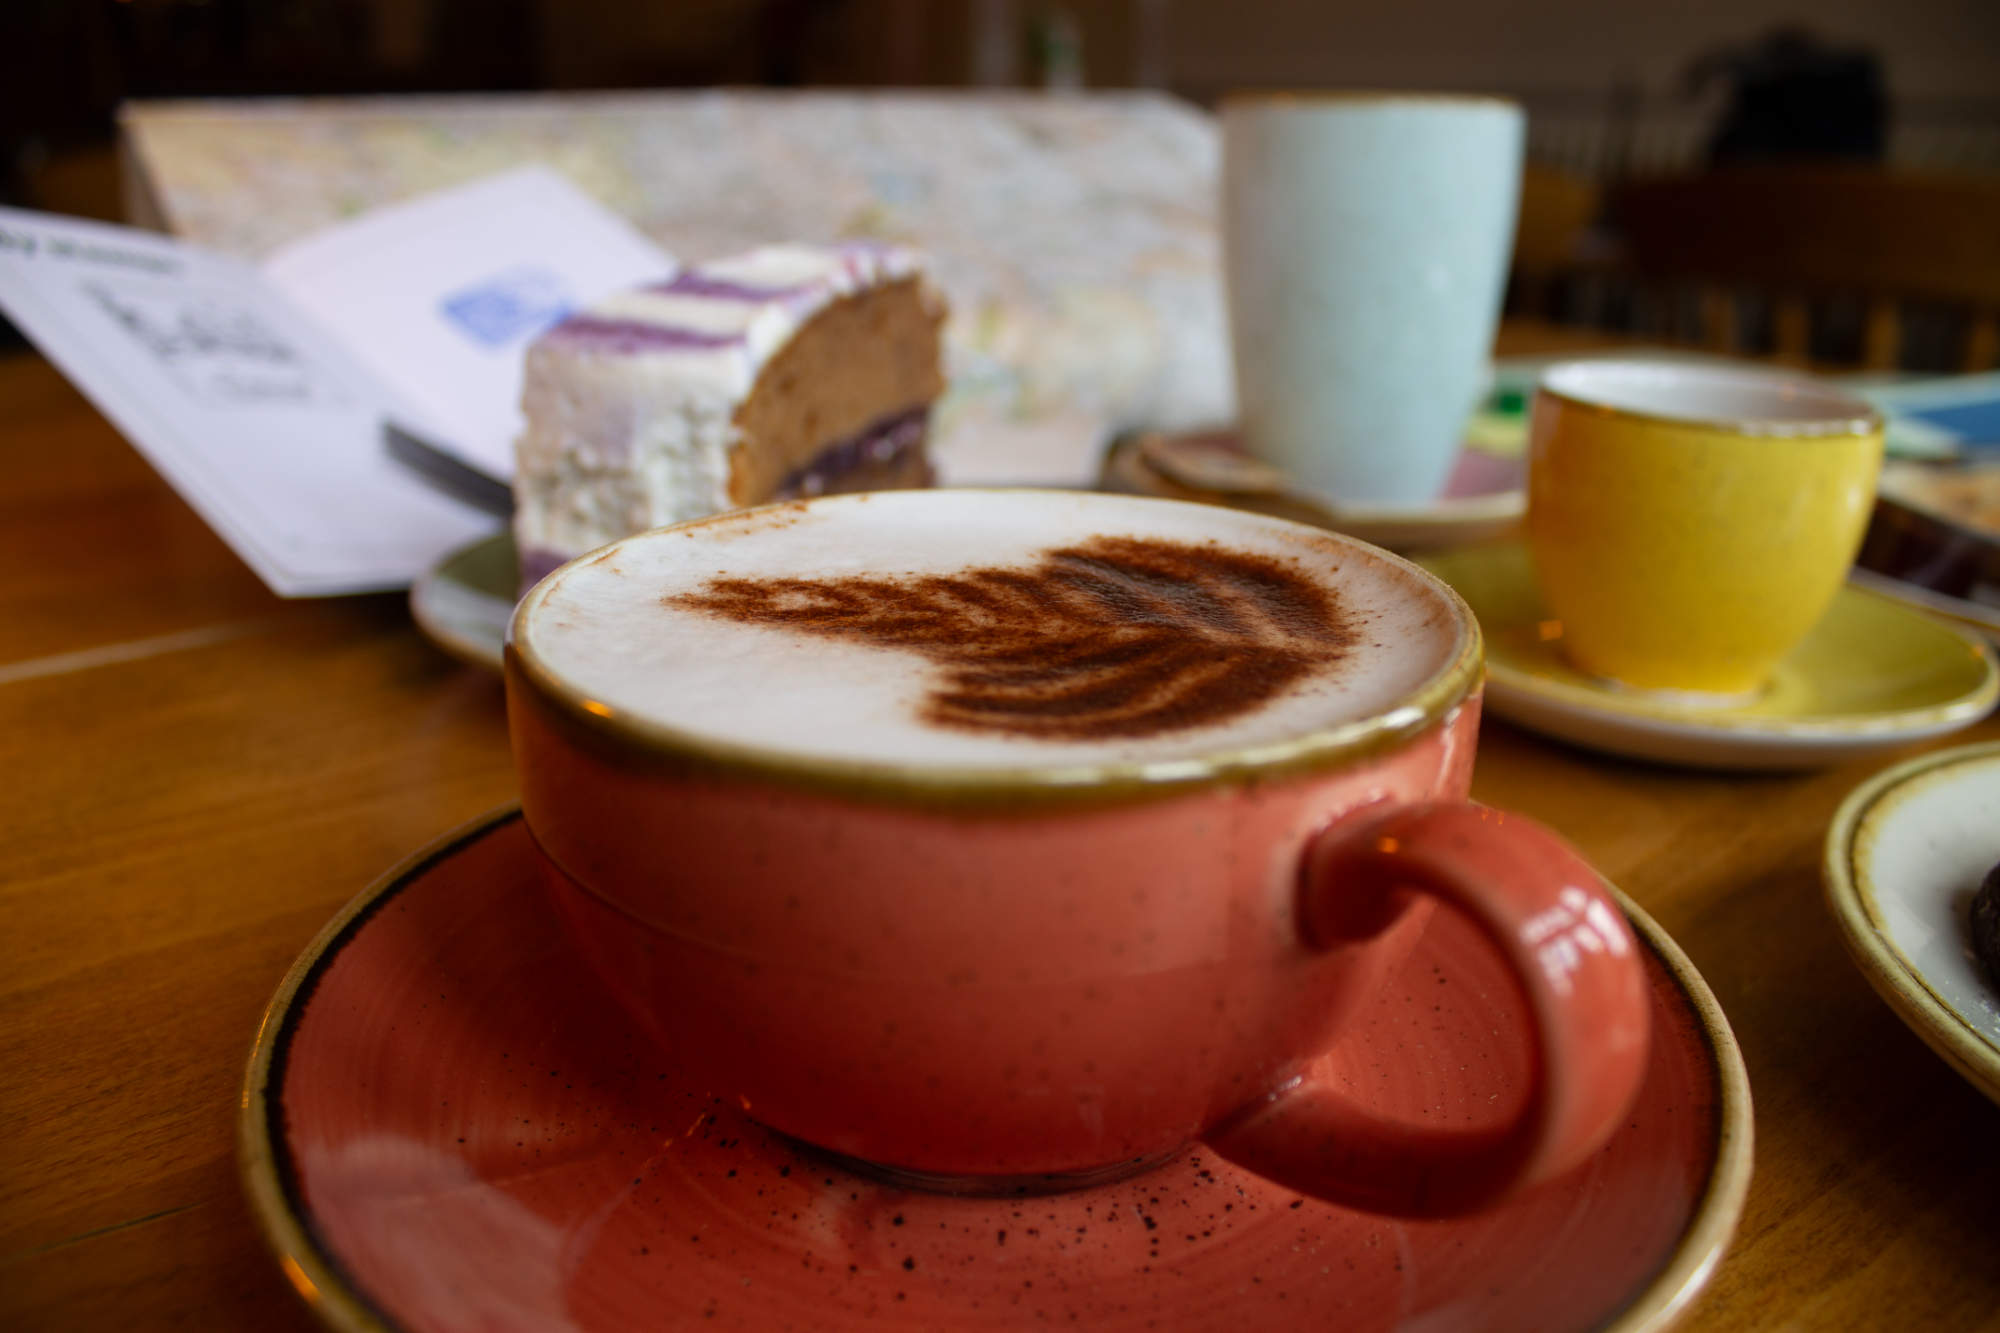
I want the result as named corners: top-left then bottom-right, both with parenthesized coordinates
top-left (504, 489), bottom-right (1650, 1217)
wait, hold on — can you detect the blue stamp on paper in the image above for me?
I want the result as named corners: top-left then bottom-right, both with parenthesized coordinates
top-left (439, 266), bottom-right (572, 348)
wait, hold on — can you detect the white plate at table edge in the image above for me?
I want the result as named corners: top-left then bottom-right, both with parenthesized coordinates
top-left (1824, 741), bottom-right (2000, 1106)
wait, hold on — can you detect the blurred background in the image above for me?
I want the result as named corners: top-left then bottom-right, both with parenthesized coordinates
top-left (4, 0), bottom-right (1999, 370)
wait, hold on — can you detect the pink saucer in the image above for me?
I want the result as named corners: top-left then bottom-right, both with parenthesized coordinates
top-left (242, 810), bottom-right (1750, 1333)
top-left (1099, 430), bottom-right (1525, 552)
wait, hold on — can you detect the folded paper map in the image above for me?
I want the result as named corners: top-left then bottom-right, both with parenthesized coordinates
top-left (120, 90), bottom-right (1236, 487)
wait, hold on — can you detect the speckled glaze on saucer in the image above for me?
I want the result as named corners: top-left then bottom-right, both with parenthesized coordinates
top-left (1420, 541), bottom-right (1999, 770)
top-left (1825, 742), bottom-right (2000, 1105)
top-left (240, 808), bottom-right (1751, 1333)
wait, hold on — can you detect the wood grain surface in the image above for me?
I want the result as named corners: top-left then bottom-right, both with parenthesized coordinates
top-left (1, 333), bottom-right (1996, 1331)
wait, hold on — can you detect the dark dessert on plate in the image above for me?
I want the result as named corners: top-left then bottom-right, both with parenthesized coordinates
top-left (1973, 860), bottom-right (2000, 986)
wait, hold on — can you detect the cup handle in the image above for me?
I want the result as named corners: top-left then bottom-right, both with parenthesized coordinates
top-left (1202, 802), bottom-right (1651, 1217)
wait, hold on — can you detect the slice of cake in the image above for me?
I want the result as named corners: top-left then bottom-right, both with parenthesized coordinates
top-left (513, 242), bottom-right (946, 585)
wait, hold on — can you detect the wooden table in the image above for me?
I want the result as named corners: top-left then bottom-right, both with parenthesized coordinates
top-left (3, 324), bottom-right (1997, 1330)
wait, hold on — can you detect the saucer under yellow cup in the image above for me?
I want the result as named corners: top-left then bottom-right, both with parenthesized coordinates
top-left (1419, 541), bottom-right (1997, 769)
top-left (1527, 361), bottom-right (1884, 699)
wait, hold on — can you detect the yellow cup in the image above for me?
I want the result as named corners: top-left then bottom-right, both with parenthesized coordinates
top-left (1526, 361), bottom-right (1884, 698)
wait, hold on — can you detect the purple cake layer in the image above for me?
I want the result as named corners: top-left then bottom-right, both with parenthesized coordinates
top-left (646, 271), bottom-right (809, 303)
top-left (518, 544), bottom-right (574, 592)
top-left (553, 245), bottom-right (917, 355)
top-left (772, 406), bottom-right (930, 499)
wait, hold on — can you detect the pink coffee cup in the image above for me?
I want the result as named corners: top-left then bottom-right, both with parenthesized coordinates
top-left (504, 490), bottom-right (1650, 1217)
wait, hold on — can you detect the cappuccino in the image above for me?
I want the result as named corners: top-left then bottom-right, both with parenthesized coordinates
top-left (512, 490), bottom-right (1465, 770)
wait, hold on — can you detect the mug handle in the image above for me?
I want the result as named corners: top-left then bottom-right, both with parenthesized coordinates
top-left (1203, 802), bottom-right (1652, 1217)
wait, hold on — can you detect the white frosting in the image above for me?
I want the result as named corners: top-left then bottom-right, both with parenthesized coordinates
top-left (586, 291), bottom-right (771, 337)
top-left (512, 243), bottom-right (936, 565)
top-left (517, 491), bottom-right (1465, 771)
top-left (701, 246), bottom-right (885, 289)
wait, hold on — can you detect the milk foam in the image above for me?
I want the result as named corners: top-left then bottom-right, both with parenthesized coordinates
top-left (516, 491), bottom-right (1467, 770)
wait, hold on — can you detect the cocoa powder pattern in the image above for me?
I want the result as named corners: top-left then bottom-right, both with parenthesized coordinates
top-left (671, 537), bottom-right (1356, 741)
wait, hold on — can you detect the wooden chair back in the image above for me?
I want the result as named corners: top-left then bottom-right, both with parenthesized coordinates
top-left (1610, 167), bottom-right (2000, 370)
